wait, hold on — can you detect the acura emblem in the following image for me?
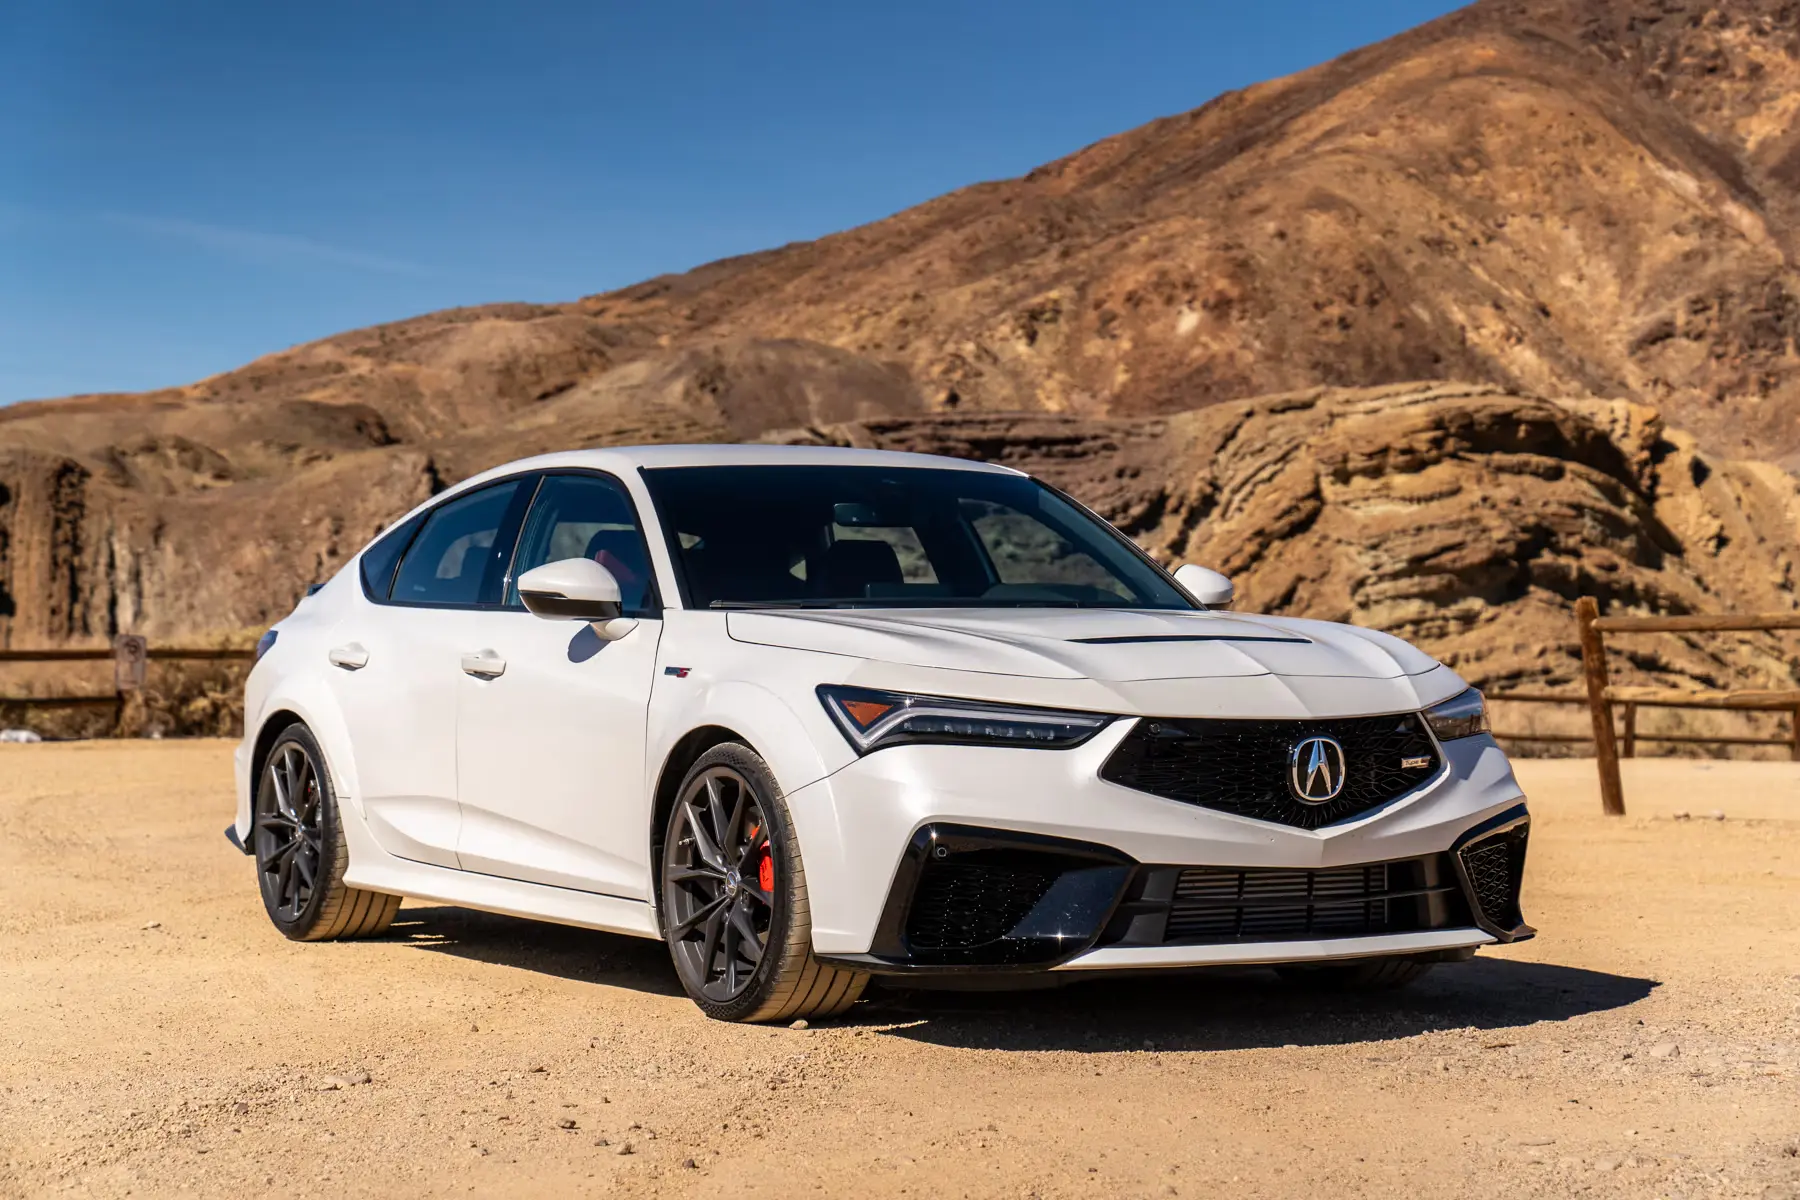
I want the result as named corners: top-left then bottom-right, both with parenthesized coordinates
top-left (1288, 736), bottom-right (1346, 804)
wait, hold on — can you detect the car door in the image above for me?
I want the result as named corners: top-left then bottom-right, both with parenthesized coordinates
top-left (454, 470), bottom-right (664, 900)
top-left (324, 477), bottom-right (530, 869)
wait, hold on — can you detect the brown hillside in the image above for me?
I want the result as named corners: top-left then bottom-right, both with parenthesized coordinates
top-left (6, 0), bottom-right (1800, 707)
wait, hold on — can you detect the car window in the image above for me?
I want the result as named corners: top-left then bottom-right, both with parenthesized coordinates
top-left (963, 499), bottom-right (1133, 602)
top-left (507, 473), bottom-right (656, 615)
top-left (640, 465), bottom-right (1193, 610)
top-left (358, 512), bottom-right (425, 601)
top-left (390, 480), bottom-right (524, 607)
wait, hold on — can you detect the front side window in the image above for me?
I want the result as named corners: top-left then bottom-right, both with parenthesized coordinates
top-left (390, 480), bottom-right (524, 607)
top-left (506, 473), bottom-right (657, 615)
top-left (640, 464), bottom-right (1193, 611)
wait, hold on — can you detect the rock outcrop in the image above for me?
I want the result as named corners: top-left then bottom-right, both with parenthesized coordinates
top-left (7, 0), bottom-right (1800, 730)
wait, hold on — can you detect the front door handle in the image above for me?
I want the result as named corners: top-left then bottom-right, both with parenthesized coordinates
top-left (328, 643), bottom-right (370, 670)
top-left (460, 649), bottom-right (506, 679)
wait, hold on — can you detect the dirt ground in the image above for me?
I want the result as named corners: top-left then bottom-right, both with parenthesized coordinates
top-left (1, 742), bottom-right (1796, 1200)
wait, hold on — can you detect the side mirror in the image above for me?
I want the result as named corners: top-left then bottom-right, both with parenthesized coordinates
top-left (1174, 563), bottom-right (1234, 609)
top-left (517, 558), bottom-right (639, 641)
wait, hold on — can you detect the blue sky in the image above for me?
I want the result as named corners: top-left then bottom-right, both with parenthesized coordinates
top-left (0, 1), bottom-right (1465, 404)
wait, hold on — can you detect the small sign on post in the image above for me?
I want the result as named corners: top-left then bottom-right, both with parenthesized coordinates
top-left (113, 635), bottom-right (148, 693)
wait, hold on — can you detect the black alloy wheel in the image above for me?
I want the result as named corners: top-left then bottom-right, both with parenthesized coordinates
top-left (250, 723), bottom-right (401, 941)
top-left (658, 742), bottom-right (867, 1022)
top-left (255, 738), bottom-right (326, 924)
top-left (664, 764), bottom-right (774, 1003)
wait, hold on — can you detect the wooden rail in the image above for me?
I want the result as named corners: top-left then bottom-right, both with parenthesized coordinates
top-left (0, 636), bottom-right (254, 731)
top-left (1532, 599), bottom-right (1800, 815)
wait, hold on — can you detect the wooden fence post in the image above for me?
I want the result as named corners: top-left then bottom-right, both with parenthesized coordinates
top-left (1620, 702), bottom-right (1637, 759)
top-left (1790, 707), bottom-right (1800, 763)
top-left (1577, 597), bottom-right (1626, 815)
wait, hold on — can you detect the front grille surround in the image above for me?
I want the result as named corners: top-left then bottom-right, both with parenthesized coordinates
top-left (1099, 712), bottom-right (1445, 830)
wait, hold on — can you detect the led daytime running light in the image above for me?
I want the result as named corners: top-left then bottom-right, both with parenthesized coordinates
top-left (818, 685), bottom-right (1109, 754)
top-left (1424, 687), bottom-right (1489, 741)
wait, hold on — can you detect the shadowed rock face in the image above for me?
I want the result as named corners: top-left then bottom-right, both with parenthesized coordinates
top-left (6, 0), bottom-right (1800, 691)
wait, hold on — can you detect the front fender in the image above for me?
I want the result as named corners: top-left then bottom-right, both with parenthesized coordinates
top-left (646, 677), bottom-right (857, 928)
top-left (237, 671), bottom-right (366, 843)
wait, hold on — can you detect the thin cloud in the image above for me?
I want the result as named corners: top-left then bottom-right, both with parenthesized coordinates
top-left (104, 212), bottom-right (433, 278)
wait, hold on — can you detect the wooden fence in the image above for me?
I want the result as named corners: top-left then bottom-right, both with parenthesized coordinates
top-left (0, 636), bottom-right (255, 730)
top-left (1486, 598), bottom-right (1800, 815)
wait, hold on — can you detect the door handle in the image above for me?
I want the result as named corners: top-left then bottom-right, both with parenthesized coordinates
top-left (460, 650), bottom-right (506, 679)
top-left (328, 643), bottom-right (370, 670)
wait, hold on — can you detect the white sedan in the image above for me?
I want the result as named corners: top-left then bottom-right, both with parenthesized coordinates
top-left (232, 444), bottom-right (1532, 1022)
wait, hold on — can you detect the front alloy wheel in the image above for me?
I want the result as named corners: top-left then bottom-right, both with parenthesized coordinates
top-left (251, 723), bottom-right (400, 941)
top-left (664, 764), bottom-right (775, 1002)
top-left (659, 743), bottom-right (866, 1022)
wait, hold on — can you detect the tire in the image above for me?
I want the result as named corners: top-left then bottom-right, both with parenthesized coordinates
top-left (1275, 955), bottom-right (1434, 990)
top-left (252, 723), bottom-right (400, 942)
top-left (659, 743), bottom-right (867, 1023)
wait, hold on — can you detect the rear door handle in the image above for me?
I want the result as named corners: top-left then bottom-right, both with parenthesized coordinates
top-left (460, 649), bottom-right (506, 679)
top-left (328, 643), bottom-right (370, 670)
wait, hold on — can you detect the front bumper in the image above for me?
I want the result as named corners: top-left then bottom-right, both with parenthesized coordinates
top-left (786, 724), bottom-right (1531, 969)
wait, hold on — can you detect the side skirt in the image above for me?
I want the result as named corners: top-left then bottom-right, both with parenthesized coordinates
top-left (340, 801), bottom-right (661, 941)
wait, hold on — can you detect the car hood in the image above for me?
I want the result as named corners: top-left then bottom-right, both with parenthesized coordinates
top-left (724, 608), bottom-right (1441, 682)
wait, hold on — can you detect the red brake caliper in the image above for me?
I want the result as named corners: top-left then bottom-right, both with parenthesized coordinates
top-left (749, 822), bottom-right (774, 892)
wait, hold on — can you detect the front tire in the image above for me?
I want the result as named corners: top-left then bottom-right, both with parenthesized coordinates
top-left (659, 743), bottom-right (866, 1022)
top-left (253, 723), bottom-right (400, 941)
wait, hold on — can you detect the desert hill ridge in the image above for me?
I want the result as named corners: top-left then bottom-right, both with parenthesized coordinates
top-left (7, 0), bottom-right (1800, 717)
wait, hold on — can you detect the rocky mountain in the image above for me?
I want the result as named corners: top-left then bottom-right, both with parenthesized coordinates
top-left (7, 0), bottom-right (1800, 708)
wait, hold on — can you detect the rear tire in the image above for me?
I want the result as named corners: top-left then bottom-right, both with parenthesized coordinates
top-left (1275, 955), bottom-right (1433, 990)
top-left (253, 723), bottom-right (400, 941)
top-left (659, 743), bottom-right (867, 1023)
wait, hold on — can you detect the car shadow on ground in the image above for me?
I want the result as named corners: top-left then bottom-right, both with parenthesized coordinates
top-left (383, 906), bottom-right (1656, 1051)
top-left (389, 904), bottom-right (685, 998)
top-left (860, 958), bottom-right (1659, 1052)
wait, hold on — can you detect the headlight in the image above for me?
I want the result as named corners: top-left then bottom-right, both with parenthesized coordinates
top-left (817, 685), bottom-right (1111, 754)
top-left (1424, 688), bottom-right (1489, 741)
top-left (255, 629), bottom-right (279, 661)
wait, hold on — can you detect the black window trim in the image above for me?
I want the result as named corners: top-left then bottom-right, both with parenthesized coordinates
top-left (499, 467), bottom-right (664, 619)
top-left (366, 473), bottom-right (538, 612)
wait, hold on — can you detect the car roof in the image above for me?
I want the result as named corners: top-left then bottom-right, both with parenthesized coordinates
top-left (450, 442), bottom-right (1025, 492)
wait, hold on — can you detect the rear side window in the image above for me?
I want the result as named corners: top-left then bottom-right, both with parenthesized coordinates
top-left (390, 480), bottom-right (526, 608)
top-left (358, 513), bottom-right (424, 601)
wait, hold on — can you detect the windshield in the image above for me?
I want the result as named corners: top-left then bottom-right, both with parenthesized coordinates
top-left (640, 464), bottom-right (1195, 610)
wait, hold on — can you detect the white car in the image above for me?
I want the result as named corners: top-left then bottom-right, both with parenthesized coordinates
top-left (232, 444), bottom-right (1532, 1022)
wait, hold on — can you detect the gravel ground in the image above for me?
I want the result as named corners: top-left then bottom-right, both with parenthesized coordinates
top-left (1, 742), bottom-right (1796, 1199)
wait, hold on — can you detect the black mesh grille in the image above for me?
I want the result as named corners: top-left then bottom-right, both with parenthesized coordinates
top-left (1162, 856), bottom-right (1456, 943)
top-left (1099, 713), bottom-right (1442, 829)
top-left (1457, 824), bottom-right (1527, 932)
top-left (904, 861), bottom-right (1058, 953)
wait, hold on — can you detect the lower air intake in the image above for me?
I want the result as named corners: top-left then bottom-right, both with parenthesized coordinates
top-left (1158, 855), bottom-right (1464, 944)
top-left (904, 860), bottom-right (1058, 954)
top-left (1455, 819), bottom-right (1529, 936)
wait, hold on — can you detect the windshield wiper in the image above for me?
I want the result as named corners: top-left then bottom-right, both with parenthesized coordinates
top-left (709, 599), bottom-right (873, 609)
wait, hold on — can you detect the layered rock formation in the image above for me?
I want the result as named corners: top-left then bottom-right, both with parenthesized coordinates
top-left (7, 0), bottom-right (1800, 722)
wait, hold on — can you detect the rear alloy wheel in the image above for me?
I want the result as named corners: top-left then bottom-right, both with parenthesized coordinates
top-left (253, 723), bottom-right (400, 941)
top-left (660, 743), bottom-right (866, 1022)
top-left (1275, 955), bottom-right (1434, 990)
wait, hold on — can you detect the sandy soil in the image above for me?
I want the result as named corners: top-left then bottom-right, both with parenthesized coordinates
top-left (1, 742), bottom-right (1796, 1200)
